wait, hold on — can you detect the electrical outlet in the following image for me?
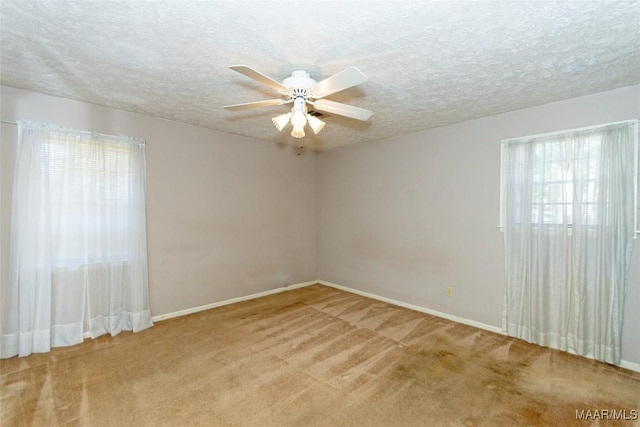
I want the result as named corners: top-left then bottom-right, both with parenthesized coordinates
top-left (446, 287), bottom-right (454, 297)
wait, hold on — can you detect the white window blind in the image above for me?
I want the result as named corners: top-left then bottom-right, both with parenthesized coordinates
top-left (499, 120), bottom-right (639, 236)
top-left (42, 135), bottom-right (135, 265)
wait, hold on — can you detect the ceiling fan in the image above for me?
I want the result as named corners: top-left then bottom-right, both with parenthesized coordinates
top-left (224, 65), bottom-right (373, 139)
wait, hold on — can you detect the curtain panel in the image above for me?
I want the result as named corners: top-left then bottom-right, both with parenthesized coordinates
top-left (1, 121), bottom-right (153, 358)
top-left (501, 120), bottom-right (638, 365)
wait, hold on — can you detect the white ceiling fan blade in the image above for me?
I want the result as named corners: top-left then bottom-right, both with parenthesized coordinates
top-left (224, 99), bottom-right (289, 111)
top-left (312, 99), bottom-right (373, 121)
top-left (309, 67), bottom-right (368, 98)
top-left (229, 65), bottom-right (289, 93)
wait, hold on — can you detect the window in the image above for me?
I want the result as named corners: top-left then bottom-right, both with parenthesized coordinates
top-left (41, 135), bottom-right (134, 265)
top-left (500, 122), bottom-right (639, 233)
top-left (500, 120), bottom-right (638, 365)
top-left (1, 121), bottom-right (153, 358)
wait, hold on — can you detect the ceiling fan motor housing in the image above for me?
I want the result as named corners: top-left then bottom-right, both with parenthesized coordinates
top-left (282, 70), bottom-right (317, 92)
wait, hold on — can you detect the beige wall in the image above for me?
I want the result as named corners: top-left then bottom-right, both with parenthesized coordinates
top-left (0, 86), bottom-right (318, 317)
top-left (2, 84), bottom-right (638, 366)
top-left (318, 85), bottom-right (640, 365)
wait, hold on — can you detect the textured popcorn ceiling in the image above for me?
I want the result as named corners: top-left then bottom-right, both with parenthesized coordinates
top-left (1, 1), bottom-right (639, 151)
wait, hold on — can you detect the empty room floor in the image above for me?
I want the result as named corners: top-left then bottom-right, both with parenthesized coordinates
top-left (2, 284), bottom-right (639, 426)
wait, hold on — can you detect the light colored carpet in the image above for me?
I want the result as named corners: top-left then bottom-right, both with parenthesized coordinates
top-left (1, 284), bottom-right (639, 426)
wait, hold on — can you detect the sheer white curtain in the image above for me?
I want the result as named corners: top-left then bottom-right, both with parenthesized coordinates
top-left (501, 120), bottom-right (638, 365)
top-left (1, 121), bottom-right (153, 358)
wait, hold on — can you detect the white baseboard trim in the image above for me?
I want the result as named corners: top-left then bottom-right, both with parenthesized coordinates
top-left (151, 280), bottom-right (319, 323)
top-left (318, 280), bottom-right (640, 373)
top-left (318, 280), bottom-right (505, 335)
top-left (618, 360), bottom-right (640, 373)
top-left (284, 280), bottom-right (319, 290)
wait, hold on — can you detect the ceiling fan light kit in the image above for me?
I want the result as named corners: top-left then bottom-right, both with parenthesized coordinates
top-left (271, 95), bottom-right (326, 138)
top-left (272, 112), bottom-right (292, 131)
top-left (290, 107), bottom-right (308, 139)
top-left (306, 114), bottom-right (325, 134)
top-left (224, 65), bottom-right (372, 142)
